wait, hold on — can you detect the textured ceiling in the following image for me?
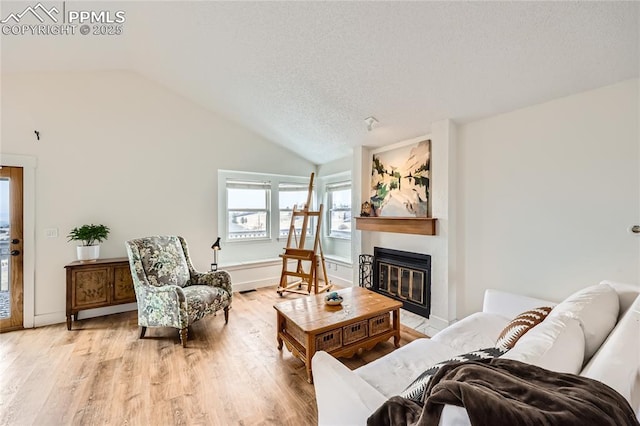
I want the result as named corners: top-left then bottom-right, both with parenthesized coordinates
top-left (2, 1), bottom-right (638, 164)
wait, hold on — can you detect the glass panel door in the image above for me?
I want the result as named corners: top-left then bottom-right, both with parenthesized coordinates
top-left (0, 166), bottom-right (24, 331)
top-left (0, 177), bottom-right (9, 319)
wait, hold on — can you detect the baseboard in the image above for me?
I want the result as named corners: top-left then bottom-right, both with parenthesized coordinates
top-left (34, 312), bottom-right (66, 327)
top-left (327, 275), bottom-right (351, 287)
top-left (233, 277), bottom-right (279, 293)
top-left (34, 303), bottom-right (138, 328)
top-left (427, 314), bottom-right (451, 331)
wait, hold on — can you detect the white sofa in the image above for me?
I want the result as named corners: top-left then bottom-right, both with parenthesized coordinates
top-left (312, 280), bottom-right (640, 425)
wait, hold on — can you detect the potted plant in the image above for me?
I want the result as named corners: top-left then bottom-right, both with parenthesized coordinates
top-left (67, 224), bottom-right (110, 261)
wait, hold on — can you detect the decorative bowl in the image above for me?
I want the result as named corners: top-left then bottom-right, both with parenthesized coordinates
top-left (324, 292), bottom-right (343, 306)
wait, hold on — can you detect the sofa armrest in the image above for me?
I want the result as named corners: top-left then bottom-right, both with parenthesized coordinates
top-left (312, 351), bottom-right (387, 426)
top-left (581, 294), bottom-right (640, 414)
top-left (482, 289), bottom-right (556, 318)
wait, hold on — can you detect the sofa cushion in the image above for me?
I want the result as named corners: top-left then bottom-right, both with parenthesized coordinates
top-left (432, 312), bottom-right (510, 354)
top-left (399, 347), bottom-right (507, 403)
top-left (495, 306), bottom-right (553, 350)
top-left (581, 294), bottom-right (640, 405)
top-left (502, 315), bottom-right (585, 374)
top-left (547, 283), bottom-right (619, 361)
top-left (355, 338), bottom-right (461, 397)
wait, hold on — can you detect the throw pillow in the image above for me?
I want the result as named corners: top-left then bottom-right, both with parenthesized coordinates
top-left (546, 283), bottom-right (619, 361)
top-left (399, 347), bottom-right (507, 403)
top-left (495, 306), bottom-right (553, 350)
top-left (501, 315), bottom-right (585, 374)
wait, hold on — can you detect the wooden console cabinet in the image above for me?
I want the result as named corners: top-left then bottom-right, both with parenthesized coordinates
top-left (65, 257), bottom-right (136, 330)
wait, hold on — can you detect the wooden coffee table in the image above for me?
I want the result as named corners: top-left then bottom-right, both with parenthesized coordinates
top-left (274, 286), bottom-right (402, 383)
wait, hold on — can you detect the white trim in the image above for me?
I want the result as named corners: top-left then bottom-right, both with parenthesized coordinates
top-left (426, 314), bottom-right (451, 332)
top-left (326, 274), bottom-right (351, 287)
top-left (220, 258), bottom-right (281, 271)
top-left (323, 254), bottom-right (352, 267)
top-left (233, 277), bottom-right (280, 293)
top-left (34, 312), bottom-right (66, 327)
top-left (1, 153), bottom-right (36, 328)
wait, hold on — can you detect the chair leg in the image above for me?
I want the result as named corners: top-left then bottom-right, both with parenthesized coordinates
top-left (224, 306), bottom-right (230, 324)
top-left (139, 326), bottom-right (147, 339)
top-left (179, 327), bottom-right (188, 348)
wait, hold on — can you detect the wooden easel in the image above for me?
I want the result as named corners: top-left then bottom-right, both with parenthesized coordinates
top-left (277, 173), bottom-right (332, 296)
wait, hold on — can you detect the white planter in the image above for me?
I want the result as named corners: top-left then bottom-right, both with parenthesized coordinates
top-left (77, 245), bottom-right (100, 261)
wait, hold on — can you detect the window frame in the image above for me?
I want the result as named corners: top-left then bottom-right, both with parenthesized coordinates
top-left (278, 182), bottom-right (314, 239)
top-left (225, 179), bottom-right (272, 242)
top-left (326, 181), bottom-right (352, 240)
top-left (219, 170), bottom-right (313, 245)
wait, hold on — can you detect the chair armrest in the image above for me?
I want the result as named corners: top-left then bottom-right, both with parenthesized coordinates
top-left (312, 351), bottom-right (387, 426)
top-left (135, 284), bottom-right (188, 329)
top-left (482, 289), bottom-right (556, 318)
top-left (191, 270), bottom-right (233, 297)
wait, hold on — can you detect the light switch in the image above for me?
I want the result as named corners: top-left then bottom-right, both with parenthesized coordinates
top-left (45, 228), bottom-right (58, 238)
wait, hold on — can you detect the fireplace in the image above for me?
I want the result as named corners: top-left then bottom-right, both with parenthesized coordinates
top-left (372, 247), bottom-right (431, 318)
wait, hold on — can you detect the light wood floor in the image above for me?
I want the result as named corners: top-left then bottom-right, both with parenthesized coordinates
top-left (0, 286), bottom-right (425, 426)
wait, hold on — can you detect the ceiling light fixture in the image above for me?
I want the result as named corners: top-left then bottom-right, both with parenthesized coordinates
top-left (364, 116), bottom-right (379, 132)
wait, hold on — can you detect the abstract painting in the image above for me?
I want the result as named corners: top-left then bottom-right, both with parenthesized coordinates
top-left (370, 140), bottom-right (431, 217)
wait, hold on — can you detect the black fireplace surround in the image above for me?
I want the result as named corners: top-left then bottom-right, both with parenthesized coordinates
top-left (372, 247), bottom-right (431, 318)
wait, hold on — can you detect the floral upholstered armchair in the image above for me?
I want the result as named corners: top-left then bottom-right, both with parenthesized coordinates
top-left (125, 235), bottom-right (232, 347)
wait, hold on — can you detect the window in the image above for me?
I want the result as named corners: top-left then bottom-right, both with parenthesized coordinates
top-left (279, 183), bottom-right (313, 238)
top-left (226, 179), bottom-right (270, 240)
top-left (327, 182), bottom-right (351, 239)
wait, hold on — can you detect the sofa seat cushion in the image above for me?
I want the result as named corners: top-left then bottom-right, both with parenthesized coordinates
top-left (355, 338), bottom-right (461, 397)
top-left (502, 315), bottom-right (585, 374)
top-left (547, 283), bottom-right (619, 361)
top-left (183, 285), bottom-right (230, 324)
top-left (400, 347), bottom-right (507, 403)
top-left (432, 312), bottom-right (510, 354)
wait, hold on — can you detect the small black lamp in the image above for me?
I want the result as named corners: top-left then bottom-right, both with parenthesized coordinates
top-left (211, 237), bottom-right (222, 271)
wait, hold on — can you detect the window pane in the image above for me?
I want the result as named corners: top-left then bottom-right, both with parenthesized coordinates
top-left (279, 190), bottom-right (309, 210)
top-left (228, 188), bottom-right (267, 209)
top-left (228, 211), bottom-right (268, 239)
top-left (279, 210), bottom-right (292, 237)
top-left (330, 189), bottom-right (351, 209)
top-left (329, 210), bottom-right (351, 238)
top-left (280, 212), bottom-right (313, 237)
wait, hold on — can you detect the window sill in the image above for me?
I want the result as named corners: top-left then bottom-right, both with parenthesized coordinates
top-left (219, 258), bottom-right (282, 271)
top-left (324, 255), bottom-right (352, 267)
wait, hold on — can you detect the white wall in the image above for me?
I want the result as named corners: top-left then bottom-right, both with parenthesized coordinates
top-left (0, 70), bottom-right (316, 325)
top-left (458, 78), bottom-right (640, 316)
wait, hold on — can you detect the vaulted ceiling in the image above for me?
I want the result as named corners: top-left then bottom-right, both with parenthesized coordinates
top-left (2, 1), bottom-right (638, 164)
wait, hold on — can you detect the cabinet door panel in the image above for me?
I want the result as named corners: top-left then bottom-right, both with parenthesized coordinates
top-left (73, 268), bottom-right (109, 307)
top-left (113, 265), bottom-right (135, 303)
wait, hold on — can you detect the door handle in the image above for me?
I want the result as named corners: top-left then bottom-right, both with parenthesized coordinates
top-left (632, 225), bottom-right (640, 234)
top-left (10, 250), bottom-right (20, 256)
